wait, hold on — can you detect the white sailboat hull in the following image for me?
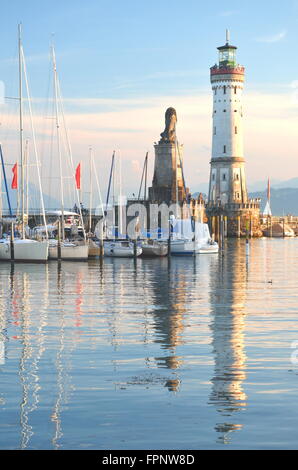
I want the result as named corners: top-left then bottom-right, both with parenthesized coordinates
top-left (171, 239), bottom-right (195, 256)
top-left (104, 241), bottom-right (142, 258)
top-left (196, 242), bottom-right (219, 254)
top-left (0, 239), bottom-right (49, 262)
top-left (141, 241), bottom-right (168, 257)
top-left (48, 241), bottom-right (89, 260)
top-left (171, 239), bottom-right (219, 255)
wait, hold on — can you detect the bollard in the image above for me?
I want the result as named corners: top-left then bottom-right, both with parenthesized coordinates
top-left (168, 220), bottom-right (172, 257)
top-left (220, 215), bottom-right (225, 251)
top-left (57, 220), bottom-right (62, 261)
top-left (99, 238), bottom-right (104, 258)
top-left (10, 222), bottom-right (14, 262)
top-left (246, 219), bottom-right (250, 255)
top-left (282, 219), bottom-right (285, 238)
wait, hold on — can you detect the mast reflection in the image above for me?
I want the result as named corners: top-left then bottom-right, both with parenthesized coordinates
top-left (209, 240), bottom-right (248, 444)
top-left (13, 265), bottom-right (49, 449)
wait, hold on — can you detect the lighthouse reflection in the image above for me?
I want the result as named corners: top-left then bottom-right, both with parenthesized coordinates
top-left (209, 240), bottom-right (248, 444)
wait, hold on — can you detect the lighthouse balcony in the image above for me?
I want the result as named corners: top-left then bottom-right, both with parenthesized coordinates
top-left (210, 65), bottom-right (245, 82)
top-left (211, 65), bottom-right (245, 75)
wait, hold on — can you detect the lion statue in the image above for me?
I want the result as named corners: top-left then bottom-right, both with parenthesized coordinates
top-left (159, 107), bottom-right (177, 143)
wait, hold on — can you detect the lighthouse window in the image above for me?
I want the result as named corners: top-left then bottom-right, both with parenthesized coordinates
top-left (235, 126), bottom-right (238, 134)
top-left (234, 87), bottom-right (237, 94)
top-left (223, 86), bottom-right (226, 94)
top-left (214, 126), bottom-right (216, 135)
top-left (223, 109), bottom-right (226, 112)
top-left (223, 174), bottom-right (226, 181)
top-left (214, 88), bottom-right (217, 95)
top-left (212, 174), bottom-right (215, 181)
top-left (223, 145), bottom-right (226, 153)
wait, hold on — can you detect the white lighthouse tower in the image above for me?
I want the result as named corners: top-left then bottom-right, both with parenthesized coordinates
top-left (208, 31), bottom-right (248, 205)
top-left (207, 32), bottom-right (261, 237)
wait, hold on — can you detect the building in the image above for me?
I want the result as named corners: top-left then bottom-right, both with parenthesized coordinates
top-left (206, 32), bottom-right (261, 237)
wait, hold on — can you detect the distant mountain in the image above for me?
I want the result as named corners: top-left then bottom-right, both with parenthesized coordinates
top-left (249, 188), bottom-right (298, 216)
top-left (192, 191), bottom-right (207, 199)
top-left (248, 179), bottom-right (281, 192)
top-left (192, 187), bottom-right (298, 216)
top-left (191, 177), bottom-right (298, 215)
top-left (191, 183), bottom-right (209, 195)
top-left (273, 178), bottom-right (298, 189)
top-left (249, 177), bottom-right (298, 191)
top-left (193, 177), bottom-right (298, 195)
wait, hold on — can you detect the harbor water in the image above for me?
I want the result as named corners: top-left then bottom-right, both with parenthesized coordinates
top-left (0, 238), bottom-right (298, 450)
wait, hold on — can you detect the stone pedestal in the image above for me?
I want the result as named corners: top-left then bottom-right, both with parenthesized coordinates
top-left (149, 142), bottom-right (186, 204)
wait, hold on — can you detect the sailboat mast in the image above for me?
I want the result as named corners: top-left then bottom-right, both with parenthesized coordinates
top-left (52, 45), bottom-right (65, 239)
top-left (18, 24), bottom-right (25, 238)
top-left (25, 139), bottom-right (29, 221)
top-left (144, 152), bottom-right (148, 201)
top-left (137, 152), bottom-right (149, 201)
top-left (106, 151), bottom-right (115, 212)
top-left (0, 151), bottom-right (2, 220)
top-left (175, 139), bottom-right (179, 217)
top-left (0, 145), bottom-right (13, 217)
top-left (119, 152), bottom-right (122, 236)
top-left (89, 147), bottom-right (93, 233)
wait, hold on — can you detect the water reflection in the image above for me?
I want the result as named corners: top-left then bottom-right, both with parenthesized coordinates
top-left (2, 239), bottom-right (294, 449)
top-left (150, 258), bottom-right (191, 391)
top-left (209, 240), bottom-right (248, 444)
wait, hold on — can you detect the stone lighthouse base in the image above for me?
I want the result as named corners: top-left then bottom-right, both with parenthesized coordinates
top-left (206, 201), bottom-right (262, 238)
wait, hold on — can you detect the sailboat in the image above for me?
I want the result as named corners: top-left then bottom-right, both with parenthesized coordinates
top-left (170, 217), bottom-right (218, 255)
top-left (47, 45), bottom-right (88, 261)
top-left (103, 151), bottom-right (142, 258)
top-left (85, 147), bottom-right (106, 257)
top-left (0, 25), bottom-right (49, 262)
top-left (169, 141), bottom-right (218, 256)
top-left (135, 152), bottom-right (168, 257)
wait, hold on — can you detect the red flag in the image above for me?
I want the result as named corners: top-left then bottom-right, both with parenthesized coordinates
top-left (11, 163), bottom-right (18, 189)
top-left (75, 163), bottom-right (81, 190)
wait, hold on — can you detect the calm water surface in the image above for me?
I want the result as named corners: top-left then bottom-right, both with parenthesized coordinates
top-left (0, 238), bottom-right (298, 450)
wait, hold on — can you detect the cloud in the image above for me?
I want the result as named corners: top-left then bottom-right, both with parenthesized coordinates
top-left (255, 30), bottom-right (287, 43)
top-left (1, 89), bottom-right (298, 199)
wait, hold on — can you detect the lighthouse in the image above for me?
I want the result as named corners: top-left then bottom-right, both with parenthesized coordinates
top-left (208, 31), bottom-right (248, 204)
top-left (207, 32), bottom-right (261, 237)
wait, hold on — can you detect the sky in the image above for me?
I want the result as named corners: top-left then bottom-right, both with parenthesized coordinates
top-left (0, 0), bottom-right (298, 206)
